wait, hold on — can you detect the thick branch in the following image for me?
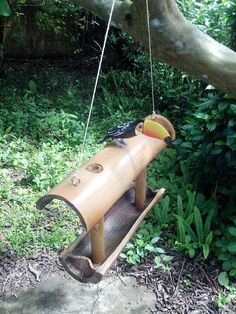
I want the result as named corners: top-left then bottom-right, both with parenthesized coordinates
top-left (76, 0), bottom-right (236, 99)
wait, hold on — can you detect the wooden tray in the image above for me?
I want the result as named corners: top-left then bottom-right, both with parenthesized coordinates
top-left (60, 187), bottom-right (165, 284)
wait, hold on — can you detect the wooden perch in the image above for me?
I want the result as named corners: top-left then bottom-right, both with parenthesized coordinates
top-left (135, 168), bottom-right (147, 209)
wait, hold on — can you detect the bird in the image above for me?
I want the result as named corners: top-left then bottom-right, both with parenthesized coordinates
top-left (99, 119), bottom-right (144, 147)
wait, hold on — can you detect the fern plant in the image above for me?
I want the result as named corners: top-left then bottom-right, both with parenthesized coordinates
top-left (175, 191), bottom-right (216, 259)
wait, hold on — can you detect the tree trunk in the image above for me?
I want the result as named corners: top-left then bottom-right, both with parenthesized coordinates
top-left (75, 0), bottom-right (236, 99)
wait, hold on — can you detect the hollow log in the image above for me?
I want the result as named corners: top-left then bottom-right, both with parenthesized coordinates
top-left (37, 134), bottom-right (168, 231)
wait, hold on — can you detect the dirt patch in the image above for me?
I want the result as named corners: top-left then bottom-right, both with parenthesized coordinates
top-left (0, 250), bottom-right (64, 301)
top-left (110, 247), bottom-right (236, 314)
top-left (0, 249), bottom-right (235, 313)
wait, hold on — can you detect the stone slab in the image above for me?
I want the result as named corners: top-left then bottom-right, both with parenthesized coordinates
top-left (0, 275), bottom-right (156, 314)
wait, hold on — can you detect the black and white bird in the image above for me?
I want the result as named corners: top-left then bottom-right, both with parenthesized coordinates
top-left (99, 119), bottom-right (144, 147)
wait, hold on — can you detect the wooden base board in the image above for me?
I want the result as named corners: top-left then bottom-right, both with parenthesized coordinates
top-left (60, 187), bottom-right (165, 284)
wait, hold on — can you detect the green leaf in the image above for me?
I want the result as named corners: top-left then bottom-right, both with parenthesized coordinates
top-left (227, 243), bottom-right (236, 253)
top-left (186, 190), bottom-right (196, 218)
top-left (154, 256), bottom-right (161, 267)
top-left (215, 140), bottom-right (225, 146)
top-left (194, 112), bottom-right (209, 120)
top-left (186, 213), bottom-right (194, 225)
top-left (28, 80), bottom-right (38, 94)
top-left (204, 208), bottom-right (215, 238)
top-left (218, 272), bottom-right (229, 288)
top-left (232, 260), bottom-right (236, 268)
top-left (230, 104), bottom-right (236, 114)
top-left (229, 269), bottom-right (236, 277)
top-left (228, 119), bottom-right (235, 128)
top-left (145, 244), bottom-right (155, 252)
top-left (205, 231), bottom-right (213, 246)
top-left (218, 253), bottom-right (230, 261)
top-left (155, 247), bottom-right (165, 254)
top-left (194, 206), bottom-right (204, 243)
top-left (177, 195), bottom-right (184, 218)
top-left (227, 227), bottom-right (236, 237)
top-left (162, 195), bottom-right (170, 224)
top-left (206, 121), bottom-right (216, 131)
top-left (188, 248), bottom-right (195, 258)
top-left (119, 253), bottom-right (127, 259)
top-left (176, 216), bottom-right (185, 243)
top-left (136, 239), bottom-right (144, 246)
top-left (177, 215), bottom-right (197, 243)
top-left (218, 102), bottom-right (228, 111)
top-left (162, 255), bottom-right (174, 262)
top-left (180, 161), bottom-right (191, 185)
top-left (151, 237), bottom-right (160, 244)
top-left (202, 244), bottom-right (209, 259)
top-left (126, 243), bottom-right (134, 249)
top-left (222, 261), bottom-right (232, 271)
top-left (0, 0), bottom-right (11, 16)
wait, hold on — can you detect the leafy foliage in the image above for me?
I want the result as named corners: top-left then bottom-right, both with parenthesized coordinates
top-left (0, 0), bottom-right (11, 17)
top-left (177, 0), bottom-right (234, 47)
top-left (0, 61), bottom-right (106, 255)
top-left (9, 0), bottom-right (86, 48)
top-left (215, 217), bottom-right (236, 279)
top-left (35, 0), bottom-right (85, 43)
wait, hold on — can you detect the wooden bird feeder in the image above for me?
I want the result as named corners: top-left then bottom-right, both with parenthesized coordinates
top-left (36, 115), bottom-right (175, 284)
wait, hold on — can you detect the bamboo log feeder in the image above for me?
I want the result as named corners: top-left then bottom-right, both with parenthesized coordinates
top-left (36, 115), bottom-right (175, 283)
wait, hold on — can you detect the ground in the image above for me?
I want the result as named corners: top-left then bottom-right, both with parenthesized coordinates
top-left (0, 248), bottom-right (235, 313)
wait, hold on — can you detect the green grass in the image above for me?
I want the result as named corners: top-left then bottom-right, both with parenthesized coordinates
top-left (0, 60), bottom-right (142, 255)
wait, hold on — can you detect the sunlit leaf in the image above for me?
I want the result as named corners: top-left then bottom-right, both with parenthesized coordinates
top-left (218, 272), bottom-right (229, 288)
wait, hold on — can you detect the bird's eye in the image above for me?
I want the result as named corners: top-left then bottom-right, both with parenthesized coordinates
top-left (135, 123), bottom-right (143, 135)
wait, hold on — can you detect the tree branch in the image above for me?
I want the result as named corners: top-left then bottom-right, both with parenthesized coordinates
top-left (76, 0), bottom-right (236, 99)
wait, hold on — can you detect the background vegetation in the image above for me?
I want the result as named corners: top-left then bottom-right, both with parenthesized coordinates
top-left (0, 0), bottom-right (236, 296)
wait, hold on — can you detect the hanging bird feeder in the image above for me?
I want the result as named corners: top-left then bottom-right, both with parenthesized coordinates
top-left (36, 115), bottom-right (175, 284)
top-left (37, 0), bottom-right (176, 284)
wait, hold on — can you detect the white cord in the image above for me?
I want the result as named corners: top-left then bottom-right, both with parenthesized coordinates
top-left (146, 0), bottom-right (156, 116)
top-left (72, 0), bottom-right (116, 185)
top-left (80, 0), bottom-right (116, 159)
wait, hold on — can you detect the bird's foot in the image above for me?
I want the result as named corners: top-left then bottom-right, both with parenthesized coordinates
top-left (113, 138), bottom-right (126, 148)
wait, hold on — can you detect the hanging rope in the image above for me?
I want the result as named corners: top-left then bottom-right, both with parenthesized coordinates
top-left (71, 0), bottom-right (116, 185)
top-left (145, 0), bottom-right (156, 116)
